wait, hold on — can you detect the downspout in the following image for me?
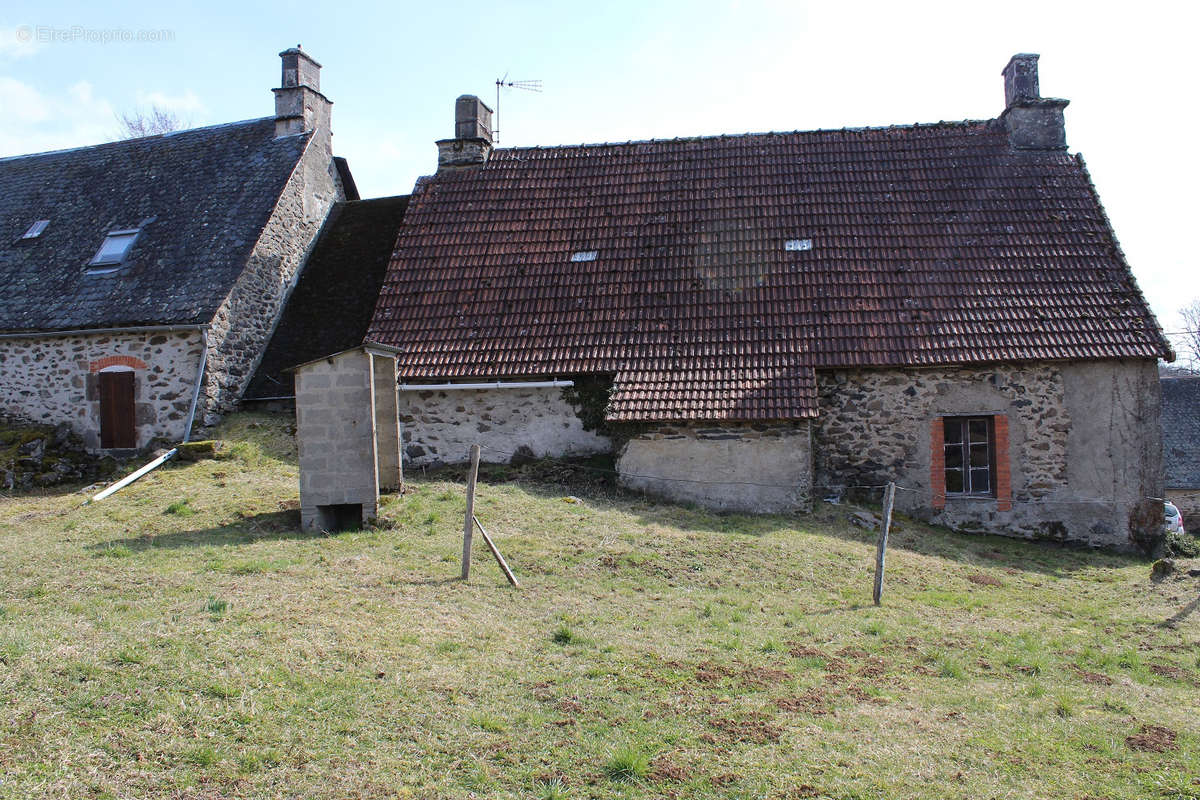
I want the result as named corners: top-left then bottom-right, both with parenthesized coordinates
top-left (183, 327), bottom-right (210, 443)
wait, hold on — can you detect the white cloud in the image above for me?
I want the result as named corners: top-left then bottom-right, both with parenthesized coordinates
top-left (0, 76), bottom-right (49, 123)
top-left (136, 88), bottom-right (205, 115)
top-left (0, 78), bottom-right (116, 157)
top-left (0, 26), bottom-right (42, 60)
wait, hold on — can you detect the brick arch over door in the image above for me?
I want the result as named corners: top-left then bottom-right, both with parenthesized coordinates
top-left (89, 355), bottom-right (148, 372)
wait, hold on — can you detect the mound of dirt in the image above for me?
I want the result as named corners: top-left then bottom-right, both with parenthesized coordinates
top-left (775, 689), bottom-right (832, 715)
top-left (1125, 724), bottom-right (1178, 753)
top-left (648, 756), bottom-right (691, 783)
top-left (706, 713), bottom-right (782, 744)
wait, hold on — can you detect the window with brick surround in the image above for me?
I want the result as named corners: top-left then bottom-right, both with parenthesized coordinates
top-left (931, 414), bottom-right (1011, 511)
top-left (943, 416), bottom-right (995, 496)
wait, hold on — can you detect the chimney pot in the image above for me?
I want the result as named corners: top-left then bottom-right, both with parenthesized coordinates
top-left (999, 53), bottom-right (1068, 151)
top-left (273, 46), bottom-right (332, 142)
top-left (436, 95), bottom-right (494, 171)
top-left (454, 95), bottom-right (493, 142)
top-left (1002, 53), bottom-right (1040, 107)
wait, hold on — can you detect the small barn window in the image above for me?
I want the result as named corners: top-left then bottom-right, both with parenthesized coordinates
top-left (943, 416), bottom-right (995, 496)
top-left (88, 228), bottom-right (140, 269)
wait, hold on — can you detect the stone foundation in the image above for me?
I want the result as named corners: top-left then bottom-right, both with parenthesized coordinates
top-left (815, 360), bottom-right (1163, 550)
top-left (0, 330), bottom-right (204, 451)
top-left (399, 385), bottom-right (609, 466)
top-left (616, 421), bottom-right (812, 513)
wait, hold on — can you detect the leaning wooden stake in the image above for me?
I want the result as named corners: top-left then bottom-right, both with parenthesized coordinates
top-left (461, 444), bottom-right (481, 581)
top-left (474, 515), bottom-right (520, 588)
top-left (873, 482), bottom-right (896, 606)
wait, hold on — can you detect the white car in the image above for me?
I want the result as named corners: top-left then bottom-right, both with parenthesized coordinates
top-left (1165, 502), bottom-right (1186, 535)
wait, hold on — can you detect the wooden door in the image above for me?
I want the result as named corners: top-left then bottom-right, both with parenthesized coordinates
top-left (99, 371), bottom-right (136, 449)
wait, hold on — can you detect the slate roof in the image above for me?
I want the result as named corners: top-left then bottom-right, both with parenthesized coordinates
top-left (1162, 377), bottom-right (1200, 489)
top-left (0, 118), bottom-right (311, 332)
top-left (244, 195), bottom-right (410, 400)
top-left (367, 120), bottom-right (1170, 422)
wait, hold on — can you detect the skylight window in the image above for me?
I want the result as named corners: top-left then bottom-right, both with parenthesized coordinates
top-left (784, 238), bottom-right (813, 252)
top-left (88, 229), bottom-right (140, 268)
top-left (570, 250), bottom-right (598, 262)
top-left (21, 220), bottom-right (50, 239)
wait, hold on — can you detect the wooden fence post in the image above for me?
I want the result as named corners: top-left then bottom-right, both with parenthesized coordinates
top-left (873, 482), bottom-right (896, 606)
top-left (462, 444), bottom-right (480, 581)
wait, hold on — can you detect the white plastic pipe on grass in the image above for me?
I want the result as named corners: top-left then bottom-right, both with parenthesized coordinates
top-left (86, 448), bottom-right (177, 504)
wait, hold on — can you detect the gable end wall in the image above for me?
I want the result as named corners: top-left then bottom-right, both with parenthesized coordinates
top-left (814, 360), bottom-right (1163, 550)
top-left (200, 135), bottom-right (343, 425)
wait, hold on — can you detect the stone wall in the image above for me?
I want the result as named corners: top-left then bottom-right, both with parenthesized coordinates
top-left (295, 349), bottom-right (382, 531)
top-left (0, 329), bottom-right (204, 450)
top-left (616, 422), bottom-right (812, 513)
top-left (814, 360), bottom-right (1163, 550)
top-left (399, 385), bottom-right (610, 466)
top-left (201, 132), bottom-right (343, 425)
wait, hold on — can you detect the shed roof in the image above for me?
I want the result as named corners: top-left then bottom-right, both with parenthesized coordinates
top-left (0, 118), bottom-right (311, 332)
top-left (245, 195), bottom-right (410, 399)
top-left (367, 120), bottom-right (1169, 422)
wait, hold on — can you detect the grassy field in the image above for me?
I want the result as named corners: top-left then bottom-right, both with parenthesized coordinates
top-left (1, 413), bottom-right (1198, 800)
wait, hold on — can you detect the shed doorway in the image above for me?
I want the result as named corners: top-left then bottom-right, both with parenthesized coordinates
top-left (99, 369), bottom-right (136, 449)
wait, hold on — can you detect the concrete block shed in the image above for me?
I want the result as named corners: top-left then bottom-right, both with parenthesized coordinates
top-left (290, 344), bottom-right (401, 531)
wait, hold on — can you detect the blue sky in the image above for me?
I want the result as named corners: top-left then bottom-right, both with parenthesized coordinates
top-left (3, 0), bottom-right (1197, 345)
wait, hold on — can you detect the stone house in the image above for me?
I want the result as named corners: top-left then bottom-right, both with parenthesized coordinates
top-left (0, 46), bottom-right (352, 451)
top-left (336, 54), bottom-right (1171, 550)
top-left (1161, 376), bottom-right (1200, 529)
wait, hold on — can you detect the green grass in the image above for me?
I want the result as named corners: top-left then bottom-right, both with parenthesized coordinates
top-left (164, 498), bottom-right (194, 517)
top-left (0, 411), bottom-right (1197, 799)
top-left (604, 745), bottom-right (651, 781)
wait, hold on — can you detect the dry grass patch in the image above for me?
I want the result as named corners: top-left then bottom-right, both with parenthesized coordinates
top-left (0, 411), bottom-right (1197, 799)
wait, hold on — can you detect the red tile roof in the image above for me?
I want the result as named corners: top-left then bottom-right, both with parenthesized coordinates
top-left (367, 120), bottom-right (1170, 421)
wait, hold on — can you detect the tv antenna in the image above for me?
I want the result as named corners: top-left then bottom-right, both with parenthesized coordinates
top-left (494, 73), bottom-right (542, 143)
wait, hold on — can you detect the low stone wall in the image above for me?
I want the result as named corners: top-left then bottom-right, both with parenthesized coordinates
top-left (0, 330), bottom-right (204, 451)
top-left (616, 422), bottom-right (812, 513)
top-left (814, 360), bottom-right (1163, 550)
top-left (399, 386), bottom-right (609, 466)
top-left (1167, 488), bottom-right (1200, 531)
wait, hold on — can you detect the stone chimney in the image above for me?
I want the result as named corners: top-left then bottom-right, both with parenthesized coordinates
top-left (436, 95), bottom-right (493, 171)
top-left (1000, 54), bottom-right (1069, 150)
top-left (273, 46), bottom-right (332, 146)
